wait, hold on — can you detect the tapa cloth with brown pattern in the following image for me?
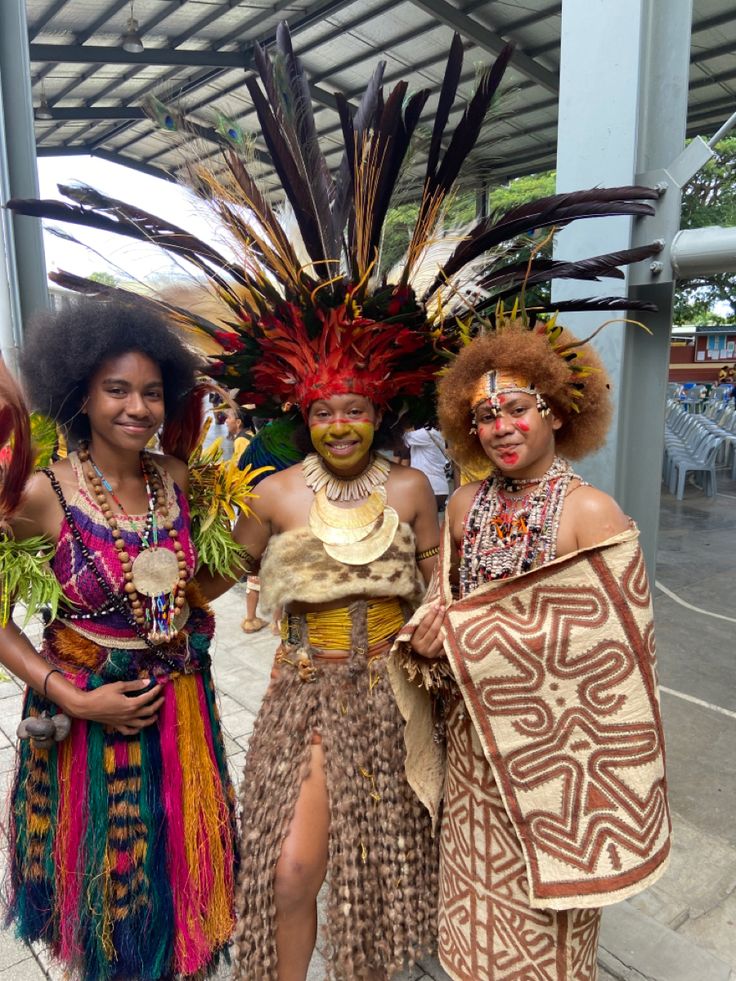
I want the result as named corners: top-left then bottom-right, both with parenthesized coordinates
top-left (388, 524), bottom-right (672, 910)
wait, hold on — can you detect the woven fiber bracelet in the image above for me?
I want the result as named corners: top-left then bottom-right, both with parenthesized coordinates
top-left (43, 667), bottom-right (64, 700)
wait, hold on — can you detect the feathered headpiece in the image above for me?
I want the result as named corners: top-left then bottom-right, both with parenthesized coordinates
top-left (10, 25), bottom-right (662, 420)
top-left (438, 308), bottom-right (618, 471)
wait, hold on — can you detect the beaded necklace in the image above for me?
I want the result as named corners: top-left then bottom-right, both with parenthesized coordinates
top-left (89, 457), bottom-right (154, 543)
top-left (78, 445), bottom-right (189, 643)
top-left (459, 456), bottom-right (577, 595)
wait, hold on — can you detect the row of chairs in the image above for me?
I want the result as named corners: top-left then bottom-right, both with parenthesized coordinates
top-left (702, 400), bottom-right (736, 427)
top-left (663, 401), bottom-right (736, 499)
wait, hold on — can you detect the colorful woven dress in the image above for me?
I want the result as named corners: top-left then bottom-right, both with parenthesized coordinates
top-left (7, 453), bottom-right (237, 981)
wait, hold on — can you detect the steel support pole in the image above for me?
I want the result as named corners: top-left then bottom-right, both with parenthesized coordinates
top-left (0, 0), bottom-right (49, 336)
top-left (553, 0), bottom-right (693, 571)
top-left (0, 68), bottom-right (22, 372)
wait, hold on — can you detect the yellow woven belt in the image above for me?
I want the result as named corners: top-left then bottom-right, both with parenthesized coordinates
top-left (281, 597), bottom-right (405, 651)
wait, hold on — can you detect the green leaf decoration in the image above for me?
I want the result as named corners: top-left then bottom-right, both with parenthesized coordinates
top-left (0, 534), bottom-right (62, 628)
top-left (30, 412), bottom-right (59, 468)
top-left (187, 435), bottom-right (271, 580)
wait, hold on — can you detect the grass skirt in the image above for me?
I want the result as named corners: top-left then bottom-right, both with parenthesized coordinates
top-left (232, 644), bottom-right (438, 980)
top-left (5, 607), bottom-right (237, 981)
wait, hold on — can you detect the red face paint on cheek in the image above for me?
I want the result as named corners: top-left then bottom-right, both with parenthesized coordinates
top-left (515, 419), bottom-right (530, 432)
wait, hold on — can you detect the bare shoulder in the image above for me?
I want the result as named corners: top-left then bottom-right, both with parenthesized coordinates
top-left (447, 480), bottom-right (482, 521)
top-left (385, 464), bottom-right (436, 526)
top-left (152, 453), bottom-right (189, 493)
top-left (248, 462), bottom-right (304, 515)
top-left (388, 462), bottom-right (432, 493)
top-left (567, 484), bottom-right (630, 548)
top-left (258, 461), bottom-right (304, 494)
top-left (446, 480), bottom-right (482, 547)
top-left (9, 466), bottom-right (65, 542)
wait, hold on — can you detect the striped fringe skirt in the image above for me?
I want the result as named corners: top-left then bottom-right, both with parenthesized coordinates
top-left (6, 647), bottom-right (237, 981)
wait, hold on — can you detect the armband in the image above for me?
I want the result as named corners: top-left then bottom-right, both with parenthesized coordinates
top-left (0, 532), bottom-right (61, 628)
top-left (416, 545), bottom-right (440, 562)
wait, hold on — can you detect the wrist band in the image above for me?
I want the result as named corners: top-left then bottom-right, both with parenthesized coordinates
top-left (43, 667), bottom-right (64, 700)
top-left (416, 545), bottom-right (440, 561)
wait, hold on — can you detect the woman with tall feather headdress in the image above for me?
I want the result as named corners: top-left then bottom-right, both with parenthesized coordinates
top-left (9, 21), bottom-right (670, 980)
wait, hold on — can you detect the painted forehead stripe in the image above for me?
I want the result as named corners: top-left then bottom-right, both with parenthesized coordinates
top-left (470, 370), bottom-right (550, 418)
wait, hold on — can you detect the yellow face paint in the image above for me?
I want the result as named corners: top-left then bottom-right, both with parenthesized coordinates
top-left (309, 419), bottom-right (376, 471)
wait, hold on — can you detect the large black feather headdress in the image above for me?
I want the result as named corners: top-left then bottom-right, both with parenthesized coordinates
top-left (9, 24), bottom-right (661, 418)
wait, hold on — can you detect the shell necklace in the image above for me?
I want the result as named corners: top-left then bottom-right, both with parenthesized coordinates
top-left (302, 452), bottom-right (397, 565)
top-left (302, 452), bottom-right (390, 502)
top-left (460, 456), bottom-right (576, 594)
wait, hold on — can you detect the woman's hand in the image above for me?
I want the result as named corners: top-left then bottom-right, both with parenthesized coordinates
top-left (409, 603), bottom-right (446, 660)
top-left (64, 679), bottom-right (165, 735)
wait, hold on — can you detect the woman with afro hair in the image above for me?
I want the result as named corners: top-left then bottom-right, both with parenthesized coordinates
top-left (0, 299), bottom-right (238, 981)
top-left (392, 316), bottom-right (671, 981)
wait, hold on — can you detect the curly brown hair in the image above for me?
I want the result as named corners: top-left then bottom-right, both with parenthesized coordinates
top-left (438, 320), bottom-right (612, 471)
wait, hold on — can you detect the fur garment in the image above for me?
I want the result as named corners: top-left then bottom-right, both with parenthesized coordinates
top-left (258, 523), bottom-right (422, 613)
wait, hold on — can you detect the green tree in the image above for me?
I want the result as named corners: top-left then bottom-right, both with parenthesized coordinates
top-left (381, 202), bottom-right (420, 273)
top-left (380, 172), bottom-right (556, 275)
top-left (488, 171), bottom-right (556, 212)
top-left (88, 271), bottom-right (119, 287)
top-left (381, 143), bottom-right (736, 322)
top-left (673, 136), bottom-right (736, 323)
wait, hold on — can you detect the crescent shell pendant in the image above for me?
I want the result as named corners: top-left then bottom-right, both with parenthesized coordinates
top-left (309, 511), bottom-right (382, 545)
top-left (323, 507), bottom-right (399, 565)
top-left (312, 487), bottom-right (387, 527)
top-left (308, 487), bottom-right (389, 545)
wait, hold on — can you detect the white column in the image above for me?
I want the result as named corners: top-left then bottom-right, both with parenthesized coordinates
top-left (553, 0), bottom-right (693, 569)
top-left (0, 68), bottom-right (22, 372)
top-left (0, 0), bottom-right (49, 344)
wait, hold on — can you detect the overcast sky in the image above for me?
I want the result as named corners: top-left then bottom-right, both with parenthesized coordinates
top-left (37, 155), bottom-right (224, 289)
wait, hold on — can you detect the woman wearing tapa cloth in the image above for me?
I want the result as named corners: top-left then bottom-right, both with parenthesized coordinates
top-left (394, 314), bottom-right (672, 981)
top-left (0, 300), bottom-right (264, 981)
top-left (8, 20), bottom-right (667, 978)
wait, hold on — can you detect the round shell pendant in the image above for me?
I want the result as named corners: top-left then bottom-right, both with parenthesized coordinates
top-left (131, 548), bottom-right (179, 597)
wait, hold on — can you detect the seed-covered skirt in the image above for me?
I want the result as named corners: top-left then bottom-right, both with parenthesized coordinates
top-left (232, 644), bottom-right (438, 980)
top-left (6, 611), bottom-right (237, 981)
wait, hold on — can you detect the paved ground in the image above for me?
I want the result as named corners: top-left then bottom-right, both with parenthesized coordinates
top-left (0, 465), bottom-right (734, 980)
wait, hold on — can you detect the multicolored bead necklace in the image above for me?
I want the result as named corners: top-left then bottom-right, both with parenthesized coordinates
top-left (78, 445), bottom-right (189, 643)
top-left (460, 456), bottom-right (577, 595)
top-left (89, 457), bottom-right (154, 543)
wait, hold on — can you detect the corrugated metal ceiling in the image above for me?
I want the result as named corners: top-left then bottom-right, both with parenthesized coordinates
top-left (27, 0), bottom-right (736, 193)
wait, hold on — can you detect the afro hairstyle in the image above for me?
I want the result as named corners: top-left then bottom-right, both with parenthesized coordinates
top-left (20, 298), bottom-right (201, 445)
top-left (438, 320), bottom-right (612, 473)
